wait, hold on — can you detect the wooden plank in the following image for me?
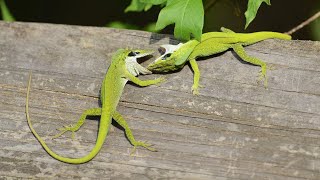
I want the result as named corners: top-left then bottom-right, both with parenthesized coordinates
top-left (0, 21), bottom-right (319, 179)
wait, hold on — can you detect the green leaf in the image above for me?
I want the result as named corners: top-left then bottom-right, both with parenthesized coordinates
top-left (125, 0), bottom-right (153, 12)
top-left (155, 0), bottom-right (204, 41)
top-left (244, 0), bottom-right (271, 29)
top-left (0, 0), bottom-right (15, 22)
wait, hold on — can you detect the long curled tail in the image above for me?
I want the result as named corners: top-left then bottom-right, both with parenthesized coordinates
top-left (26, 72), bottom-right (108, 164)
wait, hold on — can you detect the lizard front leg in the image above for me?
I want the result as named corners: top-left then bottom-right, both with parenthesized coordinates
top-left (125, 72), bottom-right (165, 86)
top-left (52, 108), bottom-right (102, 139)
top-left (112, 111), bottom-right (156, 154)
top-left (232, 43), bottom-right (268, 87)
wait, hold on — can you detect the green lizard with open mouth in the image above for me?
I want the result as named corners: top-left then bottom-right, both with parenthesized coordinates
top-left (26, 49), bottom-right (165, 164)
top-left (147, 27), bottom-right (291, 95)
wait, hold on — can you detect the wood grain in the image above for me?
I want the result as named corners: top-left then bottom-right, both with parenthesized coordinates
top-left (0, 21), bottom-right (319, 179)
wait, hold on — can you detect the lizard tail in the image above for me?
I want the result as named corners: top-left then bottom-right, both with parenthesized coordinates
top-left (241, 32), bottom-right (291, 46)
top-left (26, 71), bottom-right (109, 164)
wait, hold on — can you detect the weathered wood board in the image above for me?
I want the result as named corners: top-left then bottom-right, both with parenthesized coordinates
top-left (0, 21), bottom-right (319, 179)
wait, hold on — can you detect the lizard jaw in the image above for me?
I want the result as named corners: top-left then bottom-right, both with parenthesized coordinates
top-left (154, 43), bottom-right (183, 63)
top-left (126, 51), bottom-right (153, 76)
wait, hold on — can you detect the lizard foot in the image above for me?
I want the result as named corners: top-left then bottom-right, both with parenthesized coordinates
top-left (52, 124), bottom-right (77, 140)
top-left (257, 64), bottom-right (275, 88)
top-left (155, 76), bottom-right (166, 85)
top-left (191, 84), bottom-right (204, 95)
top-left (257, 72), bottom-right (268, 88)
top-left (257, 65), bottom-right (268, 88)
top-left (130, 141), bottom-right (157, 155)
top-left (267, 64), bottom-right (275, 70)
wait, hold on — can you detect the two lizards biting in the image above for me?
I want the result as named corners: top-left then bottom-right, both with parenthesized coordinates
top-left (26, 27), bottom-right (291, 163)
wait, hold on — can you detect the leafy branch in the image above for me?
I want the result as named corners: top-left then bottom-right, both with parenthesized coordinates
top-left (125, 0), bottom-right (271, 41)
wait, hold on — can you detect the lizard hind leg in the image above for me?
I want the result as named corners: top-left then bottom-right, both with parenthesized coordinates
top-left (232, 44), bottom-right (268, 87)
top-left (52, 108), bottom-right (102, 140)
top-left (189, 58), bottom-right (202, 95)
top-left (188, 43), bottom-right (231, 95)
top-left (112, 111), bottom-right (157, 155)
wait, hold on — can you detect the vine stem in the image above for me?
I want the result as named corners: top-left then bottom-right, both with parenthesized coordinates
top-left (286, 11), bottom-right (320, 35)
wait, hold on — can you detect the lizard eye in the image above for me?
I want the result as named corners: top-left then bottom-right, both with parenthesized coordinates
top-left (159, 47), bottom-right (166, 55)
top-left (128, 51), bottom-right (141, 57)
top-left (161, 53), bottom-right (172, 60)
top-left (128, 51), bottom-right (136, 57)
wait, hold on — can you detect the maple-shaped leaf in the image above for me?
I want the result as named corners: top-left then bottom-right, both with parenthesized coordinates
top-left (155, 0), bottom-right (204, 41)
top-left (245, 0), bottom-right (271, 29)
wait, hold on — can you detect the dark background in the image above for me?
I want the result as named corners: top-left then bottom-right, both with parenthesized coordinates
top-left (3, 0), bottom-right (320, 40)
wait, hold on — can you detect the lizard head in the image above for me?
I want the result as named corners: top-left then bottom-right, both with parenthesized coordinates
top-left (147, 40), bottom-right (199, 73)
top-left (147, 43), bottom-right (185, 73)
top-left (124, 49), bottom-right (154, 76)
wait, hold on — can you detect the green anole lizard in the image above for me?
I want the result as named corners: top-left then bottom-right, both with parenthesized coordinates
top-left (147, 27), bottom-right (291, 95)
top-left (26, 49), bottom-right (165, 164)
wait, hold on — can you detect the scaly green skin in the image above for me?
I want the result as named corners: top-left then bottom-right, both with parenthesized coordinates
top-left (26, 49), bottom-right (165, 164)
top-left (148, 27), bottom-right (291, 95)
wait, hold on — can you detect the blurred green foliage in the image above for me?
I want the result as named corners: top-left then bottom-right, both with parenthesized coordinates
top-left (107, 21), bottom-right (159, 32)
top-left (0, 0), bottom-right (15, 21)
top-left (310, 2), bottom-right (320, 41)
